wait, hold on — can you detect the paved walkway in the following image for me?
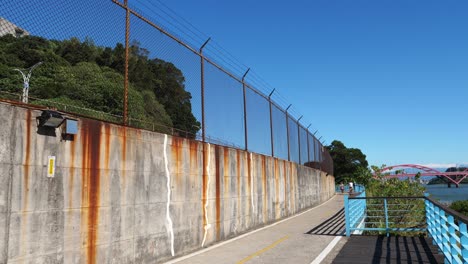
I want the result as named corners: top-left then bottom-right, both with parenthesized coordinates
top-left (166, 195), bottom-right (345, 264)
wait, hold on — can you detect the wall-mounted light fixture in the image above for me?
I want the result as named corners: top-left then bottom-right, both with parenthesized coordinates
top-left (37, 110), bottom-right (78, 139)
top-left (37, 110), bottom-right (64, 128)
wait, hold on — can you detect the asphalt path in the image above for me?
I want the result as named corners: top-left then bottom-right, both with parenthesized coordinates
top-left (165, 195), bottom-right (345, 264)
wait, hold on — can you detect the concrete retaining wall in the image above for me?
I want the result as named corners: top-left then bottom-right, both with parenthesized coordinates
top-left (0, 102), bottom-right (335, 263)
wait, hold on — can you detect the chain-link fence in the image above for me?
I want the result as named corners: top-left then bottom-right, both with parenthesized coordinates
top-left (0, 0), bottom-right (333, 174)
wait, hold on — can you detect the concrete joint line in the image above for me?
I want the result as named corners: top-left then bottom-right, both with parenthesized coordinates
top-left (201, 143), bottom-right (211, 247)
top-left (250, 153), bottom-right (254, 214)
top-left (164, 134), bottom-right (175, 256)
top-left (3, 113), bottom-right (18, 263)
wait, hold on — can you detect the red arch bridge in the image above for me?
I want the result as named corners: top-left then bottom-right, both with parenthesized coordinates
top-left (376, 164), bottom-right (468, 186)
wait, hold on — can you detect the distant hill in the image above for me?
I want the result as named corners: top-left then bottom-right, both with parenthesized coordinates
top-left (427, 167), bottom-right (468, 185)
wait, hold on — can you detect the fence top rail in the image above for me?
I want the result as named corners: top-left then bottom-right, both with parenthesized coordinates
top-left (348, 195), bottom-right (468, 225)
top-left (425, 196), bottom-right (468, 225)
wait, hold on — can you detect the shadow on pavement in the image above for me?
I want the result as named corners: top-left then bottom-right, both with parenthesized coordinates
top-left (305, 208), bottom-right (345, 236)
top-left (333, 235), bottom-right (443, 263)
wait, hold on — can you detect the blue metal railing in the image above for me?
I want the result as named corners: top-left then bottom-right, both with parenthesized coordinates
top-left (336, 184), bottom-right (365, 194)
top-left (344, 191), bottom-right (468, 263)
top-left (345, 196), bottom-right (426, 236)
top-left (425, 197), bottom-right (468, 263)
top-left (344, 191), bottom-right (367, 236)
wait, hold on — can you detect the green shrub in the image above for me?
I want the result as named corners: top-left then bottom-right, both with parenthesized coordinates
top-left (449, 200), bottom-right (468, 216)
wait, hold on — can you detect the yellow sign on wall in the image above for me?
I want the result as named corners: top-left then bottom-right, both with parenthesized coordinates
top-left (47, 156), bottom-right (55, 178)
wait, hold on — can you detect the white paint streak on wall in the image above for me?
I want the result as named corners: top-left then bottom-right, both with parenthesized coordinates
top-left (250, 153), bottom-right (255, 213)
top-left (201, 143), bottom-right (211, 247)
top-left (164, 134), bottom-right (175, 256)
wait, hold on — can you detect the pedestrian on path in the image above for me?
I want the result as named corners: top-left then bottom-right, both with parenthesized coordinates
top-left (340, 183), bottom-right (344, 193)
top-left (348, 182), bottom-right (354, 194)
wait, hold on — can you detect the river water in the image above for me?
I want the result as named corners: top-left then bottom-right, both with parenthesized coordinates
top-left (424, 184), bottom-right (468, 204)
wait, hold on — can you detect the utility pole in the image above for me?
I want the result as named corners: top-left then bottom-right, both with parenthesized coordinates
top-left (14, 61), bottom-right (43, 103)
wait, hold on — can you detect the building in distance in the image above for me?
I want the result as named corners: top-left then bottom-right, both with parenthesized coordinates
top-left (0, 17), bottom-right (29, 38)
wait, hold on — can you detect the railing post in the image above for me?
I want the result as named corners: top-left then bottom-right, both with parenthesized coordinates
top-left (384, 198), bottom-right (389, 237)
top-left (363, 191), bottom-right (367, 219)
top-left (424, 194), bottom-right (433, 242)
top-left (344, 195), bottom-right (350, 237)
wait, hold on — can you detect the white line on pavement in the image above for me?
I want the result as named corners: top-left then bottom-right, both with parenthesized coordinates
top-left (310, 236), bottom-right (342, 264)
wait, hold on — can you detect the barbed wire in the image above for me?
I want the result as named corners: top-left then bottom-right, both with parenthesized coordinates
top-left (0, 0), bottom-right (331, 172)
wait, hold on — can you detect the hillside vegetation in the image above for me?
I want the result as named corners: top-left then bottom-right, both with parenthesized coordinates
top-left (427, 167), bottom-right (468, 185)
top-left (0, 35), bottom-right (200, 135)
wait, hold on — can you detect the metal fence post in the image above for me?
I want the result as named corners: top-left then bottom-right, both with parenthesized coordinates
top-left (306, 130), bottom-right (310, 165)
top-left (286, 115), bottom-right (291, 161)
top-left (344, 195), bottom-right (350, 237)
top-left (314, 138), bottom-right (317, 168)
top-left (296, 116), bottom-right (303, 165)
top-left (242, 69), bottom-right (250, 151)
top-left (199, 38), bottom-right (210, 142)
top-left (123, 0), bottom-right (130, 125)
top-left (268, 89), bottom-right (275, 157)
top-left (384, 198), bottom-right (389, 237)
top-left (317, 136), bottom-right (322, 171)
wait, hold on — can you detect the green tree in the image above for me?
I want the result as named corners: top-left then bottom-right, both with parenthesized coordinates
top-left (0, 34), bottom-right (199, 136)
top-left (326, 140), bottom-right (369, 184)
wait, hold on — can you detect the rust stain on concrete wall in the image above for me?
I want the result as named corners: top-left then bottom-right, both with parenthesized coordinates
top-left (274, 159), bottom-right (279, 219)
top-left (4, 103), bottom-right (336, 263)
top-left (261, 156), bottom-right (267, 222)
top-left (236, 150), bottom-right (241, 223)
top-left (20, 110), bottom-right (32, 257)
top-left (23, 109), bottom-right (31, 211)
top-left (171, 137), bottom-right (183, 185)
top-left (223, 147), bottom-right (229, 196)
top-left (80, 120), bottom-right (102, 264)
top-left (189, 140), bottom-right (198, 176)
top-left (223, 147), bottom-right (230, 238)
top-left (104, 124), bottom-right (111, 170)
top-left (215, 146), bottom-right (221, 240)
top-left (283, 160), bottom-right (288, 215)
top-left (69, 139), bottom-right (76, 209)
top-left (202, 143), bottom-right (208, 228)
top-left (247, 152), bottom-right (251, 193)
top-left (119, 127), bottom-right (127, 186)
top-left (246, 152), bottom-right (252, 219)
top-left (289, 163), bottom-right (295, 213)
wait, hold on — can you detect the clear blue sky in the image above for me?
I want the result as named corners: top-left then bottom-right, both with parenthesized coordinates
top-left (2, 0), bottom-right (467, 167)
top-left (154, 0), bottom-right (468, 167)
